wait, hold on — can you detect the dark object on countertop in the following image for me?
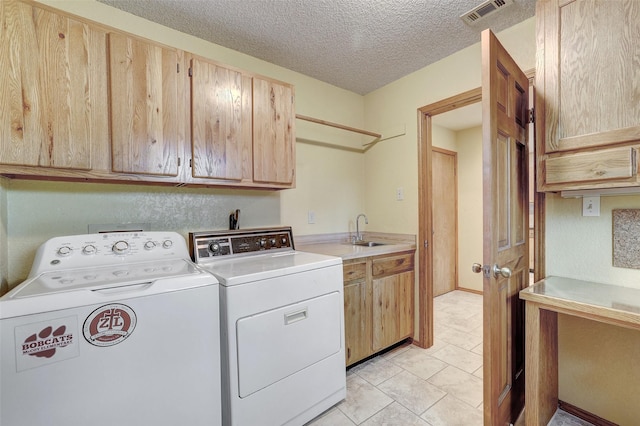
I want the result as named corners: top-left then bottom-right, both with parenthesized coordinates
top-left (229, 209), bottom-right (240, 230)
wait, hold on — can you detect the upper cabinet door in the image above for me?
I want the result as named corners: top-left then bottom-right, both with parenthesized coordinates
top-left (252, 78), bottom-right (295, 186)
top-left (0, 0), bottom-right (108, 170)
top-left (108, 32), bottom-right (181, 176)
top-left (537, 0), bottom-right (640, 154)
top-left (190, 58), bottom-right (251, 181)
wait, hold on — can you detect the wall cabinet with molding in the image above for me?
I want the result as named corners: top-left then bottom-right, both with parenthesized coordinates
top-left (252, 77), bottom-right (295, 186)
top-left (0, 0), bottom-right (109, 173)
top-left (536, 0), bottom-right (640, 192)
top-left (108, 32), bottom-right (184, 179)
top-left (0, 0), bottom-right (296, 190)
top-left (189, 57), bottom-right (252, 183)
top-left (343, 251), bottom-right (414, 367)
top-left (188, 58), bottom-right (295, 188)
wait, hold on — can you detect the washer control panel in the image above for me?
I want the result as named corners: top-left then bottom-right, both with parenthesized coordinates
top-left (190, 227), bottom-right (294, 262)
top-left (28, 232), bottom-right (190, 277)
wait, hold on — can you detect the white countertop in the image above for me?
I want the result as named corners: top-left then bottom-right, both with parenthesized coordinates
top-left (520, 276), bottom-right (640, 328)
top-left (296, 232), bottom-right (416, 260)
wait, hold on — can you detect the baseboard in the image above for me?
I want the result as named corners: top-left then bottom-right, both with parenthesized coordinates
top-left (454, 286), bottom-right (483, 295)
top-left (558, 400), bottom-right (618, 426)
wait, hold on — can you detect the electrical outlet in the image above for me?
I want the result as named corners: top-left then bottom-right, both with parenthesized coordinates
top-left (582, 196), bottom-right (600, 216)
top-left (396, 187), bottom-right (404, 201)
top-left (308, 210), bottom-right (316, 224)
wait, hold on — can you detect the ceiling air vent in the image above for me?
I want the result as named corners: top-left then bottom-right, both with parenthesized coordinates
top-left (460, 0), bottom-right (514, 25)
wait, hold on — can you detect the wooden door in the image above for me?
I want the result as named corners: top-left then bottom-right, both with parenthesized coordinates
top-left (480, 30), bottom-right (529, 425)
top-left (108, 32), bottom-right (180, 176)
top-left (432, 148), bottom-right (458, 297)
top-left (0, 0), bottom-right (108, 170)
top-left (252, 77), bottom-right (295, 185)
top-left (190, 58), bottom-right (251, 181)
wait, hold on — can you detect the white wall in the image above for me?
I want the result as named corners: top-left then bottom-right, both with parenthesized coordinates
top-left (362, 18), bottom-right (536, 237)
top-left (546, 194), bottom-right (640, 286)
top-left (456, 126), bottom-right (483, 292)
top-left (5, 180), bottom-right (279, 284)
top-left (547, 193), bottom-right (640, 425)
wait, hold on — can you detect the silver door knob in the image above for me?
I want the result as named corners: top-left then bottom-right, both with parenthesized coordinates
top-left (472, 263), bottom-right (482, 273)
top-left (492, 264), bottom-right (512, 278)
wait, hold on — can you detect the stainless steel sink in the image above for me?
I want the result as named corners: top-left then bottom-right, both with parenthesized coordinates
top-left (352, 241), bottom-right (385, 247)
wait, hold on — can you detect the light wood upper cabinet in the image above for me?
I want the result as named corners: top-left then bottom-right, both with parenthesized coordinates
top-left (252, 78), bottom-right (295, 186)
top-left (108, 32), bottom-right (181, 177)
top-left (190, 57), bottom-right (251, 181)
top-left (536, 0), bottom-right (640, 191)
top-left (0, 1), bottom-right (296, 189)
top-left (0, 0), bottom-right (108, 170)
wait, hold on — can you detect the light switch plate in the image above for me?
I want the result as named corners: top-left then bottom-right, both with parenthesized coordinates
top-left (582, 196), bottom-right (600, 216)
top-left (307, 211), bottom-right (316, 224)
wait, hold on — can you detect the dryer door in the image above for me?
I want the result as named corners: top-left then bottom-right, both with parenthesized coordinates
top-left (236, 291), bottom-right (342, 398)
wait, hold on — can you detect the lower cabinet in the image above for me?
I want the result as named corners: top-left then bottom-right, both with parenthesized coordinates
top-left (343, 250), bottom-right (415, 367)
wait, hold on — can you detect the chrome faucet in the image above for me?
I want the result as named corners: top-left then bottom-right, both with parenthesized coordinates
top-left (355, 214), bottom-right (368, 242)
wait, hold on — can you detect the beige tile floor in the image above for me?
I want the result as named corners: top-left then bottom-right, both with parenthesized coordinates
top-left (306, 290), bottom-right (593, 426)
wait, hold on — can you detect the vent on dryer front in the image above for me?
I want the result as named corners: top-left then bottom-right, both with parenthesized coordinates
top-left (460, 0), bottom-right (514, 25)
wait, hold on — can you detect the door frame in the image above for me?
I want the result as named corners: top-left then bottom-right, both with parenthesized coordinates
top-left (415, 74), bottom-right (543, 349)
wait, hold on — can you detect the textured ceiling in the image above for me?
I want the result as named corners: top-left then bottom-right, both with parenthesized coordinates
top-left (97, 0), bottom-right (535, 95)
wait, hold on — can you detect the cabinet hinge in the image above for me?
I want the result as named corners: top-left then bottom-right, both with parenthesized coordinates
top-left (177, 157), bottom-right (181, 167)
top-left (177, 63), bottom-right (180, 73)
top-left (424, 240), bottom-right (428, 248)
top-left (189, 158), bottom-right (192, 168)
top-left (528, 108), bottom-right (535, 124)
top-left (188, 67), bottom-right (193, 77)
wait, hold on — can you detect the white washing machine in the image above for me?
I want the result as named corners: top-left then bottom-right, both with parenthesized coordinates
top-left (0, 232), bottom-right (221, 426)
top-left (189, 227), bottom-right (346, 426)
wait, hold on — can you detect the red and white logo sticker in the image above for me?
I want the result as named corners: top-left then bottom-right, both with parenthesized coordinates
top-left (15, 316), bottom-right (79, 371)
top-left (22, 325), bottom-right (73, 358)
top-left (83, 304), bottom-right (137, 347)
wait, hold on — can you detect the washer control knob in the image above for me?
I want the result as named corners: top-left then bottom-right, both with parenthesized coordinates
top-left (57, 246), bottom-right (73, 257)
top-left (112, 241), bottom-right (129, 254)
top-left (208, 242), bottom-right (220, 254)
top-left (144, 241), bottom-right (157, 250)
top-left (259, 239), bottom-right (266, 247)
top-left (82, 245), bottom-right (97, 255)
top-left (281, 237), bottom-right (288, 245)
top-left (269, 238), bottom-right (277, 246)
top-left (162, 239), bottom-right (173, 249)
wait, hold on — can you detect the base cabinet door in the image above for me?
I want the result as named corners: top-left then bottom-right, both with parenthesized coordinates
top-left (343, 251), bottom-right (414, 367)
top-left (0, 0), bottom-right (108, 171)
top-left (344, 280), bottom-right (369, 366)
top-left (372, 270), bottom-right (414, 352)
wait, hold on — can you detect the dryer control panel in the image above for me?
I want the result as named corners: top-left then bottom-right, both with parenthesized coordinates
top-left (189, 227), bottom-right (294, 262)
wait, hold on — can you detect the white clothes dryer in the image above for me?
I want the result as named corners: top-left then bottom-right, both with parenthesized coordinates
top-left (190, 227), bottom-right (346, 426)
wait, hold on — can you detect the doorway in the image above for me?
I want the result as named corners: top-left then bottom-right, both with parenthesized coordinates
top-left (415, 77), bottom-right (541, 350)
